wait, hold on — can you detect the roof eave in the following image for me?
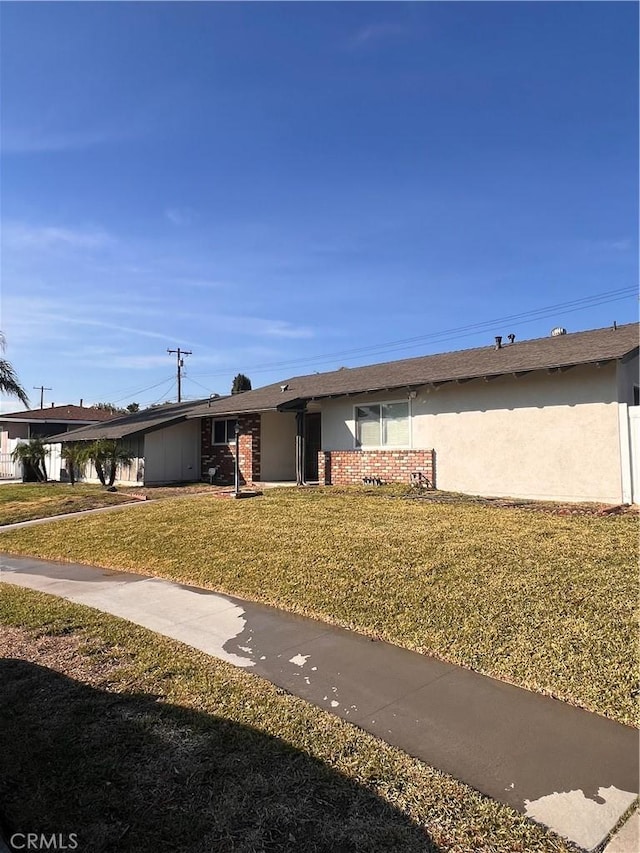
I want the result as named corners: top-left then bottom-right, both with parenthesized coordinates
top-left (0, 417), bottom-right (103, 425)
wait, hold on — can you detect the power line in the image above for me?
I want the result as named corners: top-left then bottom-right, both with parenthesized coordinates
top-left (190, 286), bottom-right (637, 379)
top-left (148, 379), bottom-right (177, 408)
top-left (183, 375), bottom-right (218, 396)
top-left (110, 376), bottom-right (176, 405)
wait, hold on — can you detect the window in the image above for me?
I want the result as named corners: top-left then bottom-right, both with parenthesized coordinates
top-left (355, 402), bottom-right (409, 448)
top-left (212, 418), bottom-right (238, 444)
top-left (634, 385), bottom-right (639, 406)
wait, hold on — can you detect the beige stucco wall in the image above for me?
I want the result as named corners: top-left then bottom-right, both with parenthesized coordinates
top-left (319, 364), bottom-right (623, 503)
top-left (321, 389), bottom-right (408, 451)
top-left (143, 420), bottom-right (200, 484)
top-left (260, 411), bottom-right (296, 481)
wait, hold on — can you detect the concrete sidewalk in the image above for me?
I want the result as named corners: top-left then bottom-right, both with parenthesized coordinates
top-left (1, 553), bottom-right (637, 852)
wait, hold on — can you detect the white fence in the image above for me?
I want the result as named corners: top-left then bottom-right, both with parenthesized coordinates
top-left (0, 442), bottom-right (140, 485)
top-left (0, 444), bottom-right (62, 481)
top-left (0, 452), bottom-right (22, 479)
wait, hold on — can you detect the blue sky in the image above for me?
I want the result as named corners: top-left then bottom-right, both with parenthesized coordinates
top-left (1, 1), bottom-right (637, 411)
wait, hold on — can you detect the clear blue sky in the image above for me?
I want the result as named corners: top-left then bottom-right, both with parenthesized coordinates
top-left (1, 1), bottom-right (637, 410)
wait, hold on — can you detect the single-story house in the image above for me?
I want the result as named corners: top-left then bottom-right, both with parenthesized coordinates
top-left (55, 323), bottom-right (639, 503)
top-left (0, 403), bottom-right (115, 480)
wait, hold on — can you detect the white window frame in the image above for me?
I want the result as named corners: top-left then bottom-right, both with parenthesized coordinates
top-left (353, 399), bottom-right (412, 450)
top-left (212, 418), bottom-right (238, 445)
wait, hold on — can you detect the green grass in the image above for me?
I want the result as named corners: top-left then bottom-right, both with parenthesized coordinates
top-left (0, 585), bottom-right (576, 853)
top-left (0, 486), bottom-right (637, 725)
top-left (0, 482), bottom-right (134, 524)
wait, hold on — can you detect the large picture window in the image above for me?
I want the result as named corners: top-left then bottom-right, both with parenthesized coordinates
top-left (355, 402), bottom-right (409, 448)
top-left (212, 418), bottom-right (238, 444)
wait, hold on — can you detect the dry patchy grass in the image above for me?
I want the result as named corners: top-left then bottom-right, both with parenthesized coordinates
top-left (0, 486), bottom-right (637, 725)
top-left (0, 481), bottom-right (217, 525)
top-left (0, 483), bottom-right (134, 525)
top-left (0, 586), bottom-right (576, 853)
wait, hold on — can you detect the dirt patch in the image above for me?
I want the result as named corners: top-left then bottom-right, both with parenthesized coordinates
top-left (403, 490), bottom-right (639, 516)
top-left (122, 483), bottom-right (264, 501)
top-left (0, 626), bottom-right (119, 687)
top-left (119, 482), bottom-right (214, 500)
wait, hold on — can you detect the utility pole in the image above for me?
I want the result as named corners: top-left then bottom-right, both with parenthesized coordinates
top-left (33, 385), bottom-right (52, 409)
top-left (167, 348), bottom-right (192, 403)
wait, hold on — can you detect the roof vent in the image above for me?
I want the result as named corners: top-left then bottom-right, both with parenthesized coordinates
top-left (494, 336), bottom-right (502, 350)
top-left (551, 327), bottom-right (567, 337)
top-left (280, 384), bottom-right (289, 393)
top-left (507, 333), bottom-right (516, 344)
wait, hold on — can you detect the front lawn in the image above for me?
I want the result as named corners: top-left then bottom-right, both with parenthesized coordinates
top-left (0, 481), bottom-right (214, 525)
top-left (0, 483), bottom-right (135, 525)
top-left (0, 586), bottom-right (574, 853)
top-left (0, 487), bottom-right (636, 725)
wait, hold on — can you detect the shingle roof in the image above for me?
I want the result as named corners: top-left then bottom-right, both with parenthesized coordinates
top-left (0, 404), bottom-right (116, 422)
top-left (50, 323), bottom-right (639, 442)
top-left (50, 398), bottom-right (215, 442)
top-left (188, 322), bottom-right (639, 417)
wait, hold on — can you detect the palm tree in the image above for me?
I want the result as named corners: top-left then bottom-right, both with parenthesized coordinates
top-left (0, 332), bottom-right (29, 406)
top-left (60, 442), bottom-right (89, 486)
top-left (11, 438), bottom-right (49, 482)
top-left (87, 440), bottom-right (134, 487)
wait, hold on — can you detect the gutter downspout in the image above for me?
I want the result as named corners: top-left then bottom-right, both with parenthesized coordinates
top-left (295, 410), bottom-right (305, 486)
top-left (618, 403), bottom-right (632, 504)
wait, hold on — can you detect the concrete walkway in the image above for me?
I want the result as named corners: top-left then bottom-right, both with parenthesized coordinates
top-left (1, 553), bottom-right (637, 852)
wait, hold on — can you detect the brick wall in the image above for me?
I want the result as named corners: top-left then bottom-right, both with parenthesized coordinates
top-left (201, 414), bottom-right (261, 485)
top-left (319, 449), bottom-right (435, 487)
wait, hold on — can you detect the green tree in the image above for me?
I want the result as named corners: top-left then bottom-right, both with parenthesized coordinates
top-left (0, 332), bottom-right (29, 406)
top-left (60, 442), bottom-right (89, 486)
top-left (87, 440), bottom-right (134, 487)
top-left (11, 438), bottom-right (49, 482)
top-left (92, 402), bottom-right (126, 415)
top-left (126, 402), bottom-right (140, 413)
top-left (231, 373), bottom-right (252, 395)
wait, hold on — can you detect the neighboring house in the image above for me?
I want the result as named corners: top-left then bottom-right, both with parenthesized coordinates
top-left (49, 399), bottom-right (212, 486)
top-left (0, 404), bottom-right (115, 480)
top-left (55, 323), bottom-right (639, 503)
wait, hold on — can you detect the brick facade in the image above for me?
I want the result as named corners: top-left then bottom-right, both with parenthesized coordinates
top-left (201, 414), bottom-right (261, 485)
top-left (319, 449), bottom-right (435, 487)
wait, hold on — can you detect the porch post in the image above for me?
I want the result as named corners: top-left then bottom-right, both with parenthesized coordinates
top-left (233, 423), bottom-right (241, 497)
top-left (295, 410), bottom-right (305, 486)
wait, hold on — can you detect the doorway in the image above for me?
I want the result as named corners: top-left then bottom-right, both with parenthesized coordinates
top-left (304, 413), bottom-right (321, 482)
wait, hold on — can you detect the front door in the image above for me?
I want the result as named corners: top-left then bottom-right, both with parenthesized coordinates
top-left (304, 413), bottom-right (321, 482)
